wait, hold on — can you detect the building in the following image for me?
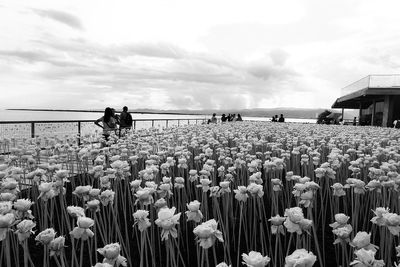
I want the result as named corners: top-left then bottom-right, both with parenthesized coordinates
top-left (332, 75), bottom-right (400, 127)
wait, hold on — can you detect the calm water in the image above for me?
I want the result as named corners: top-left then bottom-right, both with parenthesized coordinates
top-left (0, 110), bottom-right (315, 123)
top-left (0, 110), bottom-right (207, 121)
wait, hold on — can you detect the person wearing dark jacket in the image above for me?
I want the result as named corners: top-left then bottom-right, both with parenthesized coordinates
top-left (119, 106), bottom-right (133, 136)
top-left (278, 114), bottom-right (285, 122)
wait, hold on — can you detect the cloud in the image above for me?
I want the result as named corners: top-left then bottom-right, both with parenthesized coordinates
top-left (3, 1), bottom-right (400, 110)
top-left (247, 62), bottom-right (298, 82)
top-left (32, 9), bottom-right (83, 30)
top-left (0, 50), bottom-right (49, 63)
top-left (269, 49), bottom-right (289, 66)
top-left (117, 43), bottom-right (186, 59)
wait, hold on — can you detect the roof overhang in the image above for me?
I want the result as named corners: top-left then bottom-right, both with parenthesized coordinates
top-left (332, 87), bottom-right (400, 109)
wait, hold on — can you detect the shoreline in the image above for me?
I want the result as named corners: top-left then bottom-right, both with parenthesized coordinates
top-left (6, 108), bottom-right (204, 116)
top-left (6, 108), bottom-right (319, 120)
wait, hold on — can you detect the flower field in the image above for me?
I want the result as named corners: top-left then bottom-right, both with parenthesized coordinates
top-left (1, 121), bottom-right (400, 267)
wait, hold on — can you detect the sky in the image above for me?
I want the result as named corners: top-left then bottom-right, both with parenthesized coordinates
top-left (1, 0), bottom-right (400, 110)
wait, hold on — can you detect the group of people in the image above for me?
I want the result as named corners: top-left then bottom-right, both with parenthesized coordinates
top-left (207, 113), bottom-right (243, 124)
top-left (95, 106), bottom-right (133, 143)
top-left (271, 114), bottom-right (285, 122)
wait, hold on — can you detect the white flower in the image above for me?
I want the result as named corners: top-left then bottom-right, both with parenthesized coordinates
top-left (332, 224), bottom-right (353, 244)
top-left (350, 232), bottom-right (378, 252)
top-left (330, 213), bottom-right (350, 229)
top-left (247, 183), bottom-right (264, 198)
top-left (284, 207), bottom-right (306, 235)
top-left (134, 187), bottom-right (155, 206)
top-left (234, 186), bottom-right (249, 202)
top-left (382, 212), bottom-right (400, 235)
top-left (242, 251), bottom-right (271, 267)
top-left (269, 215), bottom-right (286, 235)
top-left (285, 249), bottom-right (317, 267)
top-left (69, 217), bottom-right (95, 240)
top-left (97, 243), bottom-right (127, 267)
top-left (219, 181), bottom-right (231, 194)
top-left (133, 210), bottom-right (151, 232)
top-left (38, 182), bottom-right (56, 201)
top-left (350, 248), bottom-right (385, 267)
top-left (49, 236), bottom-right (65, 256)
top-left (185, 200), bottom-right (203, 223)
top-left (16, 219), bottom-right (36, 242)
top-left (0, 213), bottom-right (15, 241)
top-left (35, 228), bottom-right (56, 245)
top-left (100, 190), bottom-right (115, 206)
top-left (197, 178), bottom-right (212, 193)
top-left (193, 219), bottom-right (224, 249)
top-left (155, 207), bottom-right (181, 240)
top-left (67, 206), bottom-right (85, 217)
top-left (271, 179), bottom-right (282, 191)
top-left (331, 183), bottom-right (346, 197)
top-left (72, 185), bottom-right (92, 201)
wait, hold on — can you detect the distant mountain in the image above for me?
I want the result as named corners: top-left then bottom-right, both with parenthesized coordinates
top-left (8, 108), bottom-right (358, 119)
top-left (138, 108), bottom-right (358, 119)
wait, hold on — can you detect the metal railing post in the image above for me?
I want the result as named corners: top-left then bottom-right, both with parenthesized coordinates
top-left (166, 120), bottom-right (168, 128)
top-left (134, 120), bottom-right (136, 129)
top-left (78, 121), bottom-right (81, 145)
top-left (31, 122), bottom-right (35, 138)
top-left (152, 120), bottom-right (154, 127)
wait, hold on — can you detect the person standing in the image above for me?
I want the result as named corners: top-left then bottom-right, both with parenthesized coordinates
top-left (236, 114), bottom-right (243, 121)
top-left (210, 113), bottom-right (217, 123)
top-left (95, 107), bottom-right (118, 145)
top-left (278, 114), bottom-right (285, 122)
top-left (119, 106), bottom-right (133, 136)
top-left (111, 108), bottom-right (120, 124)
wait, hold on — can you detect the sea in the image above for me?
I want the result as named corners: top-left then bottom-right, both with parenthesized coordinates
top-left (0, 110), bottom-right (316, 123)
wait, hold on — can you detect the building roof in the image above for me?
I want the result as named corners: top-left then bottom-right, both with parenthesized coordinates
top-left (332, 75), bottom-right (400, 108)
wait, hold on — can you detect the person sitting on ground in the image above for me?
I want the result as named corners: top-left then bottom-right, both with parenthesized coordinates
top-left (236, 114), bottom-right (243, 121)
top-left (210, 113), bottom-right (217, 123)
top-left (95, 107), bottom-right (118, 145)
top-left (231, 114), bottom-right (236, 122)
top-left (221, 114), bottom-right (227, 122)
top-left (271, 116), bottom-right (276, 122)
top-left (278, 114), bottom-right (285, 122)
top-left (119, 106), bottom-right (133, 137)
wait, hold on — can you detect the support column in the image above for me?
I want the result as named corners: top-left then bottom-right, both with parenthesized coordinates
top-left (382, 96), bottom-right (394, 127)
top-left (341, 108), bottom-right (344, 122)
top-left (371, 99), bottom-right (376, 126)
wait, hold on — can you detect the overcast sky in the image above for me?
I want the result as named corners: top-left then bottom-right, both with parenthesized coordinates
top-left (1, 0), bottom-right (400, 110)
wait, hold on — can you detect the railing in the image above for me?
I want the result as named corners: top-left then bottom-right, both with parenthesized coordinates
top-left (0, 118), bottom-right (206, 140)
top-left (341, 74), bottom-right (400, 96)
